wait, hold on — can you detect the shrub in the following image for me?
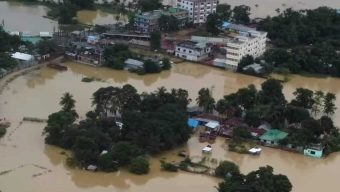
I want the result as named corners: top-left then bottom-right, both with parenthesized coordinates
top-left (160, 161), bottom-right (178, 172)
top-left (0, 127), bottom-right (6, 138)
top-left (215, 161), bottom-right (240, 178)
top-left (129, 156), bottom-right (150, 175)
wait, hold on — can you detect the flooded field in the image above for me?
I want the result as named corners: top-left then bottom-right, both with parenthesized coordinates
top-left (1, 62), bottom-right (340, 191)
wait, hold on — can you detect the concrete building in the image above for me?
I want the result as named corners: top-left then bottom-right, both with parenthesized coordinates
top-left (175, 40), bottom-right (211, 61)
top-left (134, 10), bottom-right (162, 34)
top-left (177, 0), bottom-right (218, 24)
top-left (223, 23), bottom-right (267, 69)
top-left (134, 8), bottom-right (188, 33)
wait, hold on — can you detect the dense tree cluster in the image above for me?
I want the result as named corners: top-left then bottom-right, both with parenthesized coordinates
top-left (215, 79), bottom-right (340, 154)
top-left (137, 0), bottom-right (162, 12)
top-left (103, 44), bottom-right (134, 70)
top-left (158, 15), bottom-right (180, 32)
top-left (103, 44), bottom-right (170, 74)
top-left (259, 7), bottom-right (340, 76)
top-left (218, 165), bottom-right (292, 192)
top-left (0, 27), bottom-right (21, 70)
top-left (43, 85), bottom-right (192, 172)
top-left (206, 4), bottom-right (251, 34)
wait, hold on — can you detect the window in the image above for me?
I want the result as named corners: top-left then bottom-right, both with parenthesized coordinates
top-left (310, 151), bottom-right (316, 155)
top-left (189, 50), bottom-right (192, 53)
top-left (271, 141), bottom-right (275, 144)
top-left (177, 48), bottom-right (180, 51)
top-left (183, 49), bottom-right (186, 52)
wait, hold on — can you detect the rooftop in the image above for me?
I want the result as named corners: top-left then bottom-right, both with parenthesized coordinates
top-left (177, 40), bottom-right (210, 50)
top-left (260, 129), bottom-right (288, 141)
top-left (11, 52), bottom-right (34, 61)
top-left (136, 10), bottom-right (162, 20)
top-left (124, 58), bottom-right (144, 67)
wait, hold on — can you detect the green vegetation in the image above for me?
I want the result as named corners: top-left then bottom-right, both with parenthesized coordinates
top-left (160, 161), bottom-right (178, 172)
top-left (259, 7), bottom-right (340, 76)
top-left (137, 0), bottom-right (162, 12)
top-left (103, 44), bottom-right (134, 69)
top-left (215, 161), bottom-right (240, 178)
top-left (36, 40), bottom-right (59, 55)
top-left (150, 31), bottom-right (161, 50)
top-left (158, 15), bottom-right (180, 32)
top-left (0, 27), bottom-right (21, 70)
top-left (81, 77), bottom-right (105, 83)
top-left (43, 85), bottom-right (191, 173)
top-left (129, 156), bottom-right (150, 175)
top-left (103, 44), bottom-right (170, 74)
top-left (196, 88), bottom-right (215, 113)
top-left (0, 127), bottom-right (6, 138)
top-left (216, 79), bottom-right (340, 155)
top-left (218, 166), bottom-right (292, 192)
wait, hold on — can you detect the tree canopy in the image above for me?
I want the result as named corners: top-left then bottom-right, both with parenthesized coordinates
top-left (43, 85), bottom-right (192, 172)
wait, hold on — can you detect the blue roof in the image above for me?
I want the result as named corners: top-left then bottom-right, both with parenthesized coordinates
top-left (188, 118), bottom-right (199, 129)
top-left (222, 21), bottom-right (230, 29)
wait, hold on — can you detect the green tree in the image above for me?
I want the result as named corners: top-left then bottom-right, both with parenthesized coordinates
top-left (143, 60), bottom-right (161, 73)
top-left (137, 0), bottom-right (162, 12)
top-left (215, 161), bottom-right (240, 178)
top-left (232, 5), bottom-right (251, 25)
top-left (150, 31), bottom-right (161, 50)
top-left (158, 15), bottom-right (180, 32)
top-left (283, 105), bottom-right (310, 123)
top-left (216, 4), bottom-right (232, 21)
top-left (237, 55), bottom-right (254, 72)
top-left (218, 166), bottom-right (292, 192)
top-left (36, 39), bottom-right (58, 55)
top-left (311, 91), bottom-right (324, 116)
top-left (0, 127), bottom-right (6, 138)
top-left (69, 0), bottom-right (94, 9)
top-left (258, 79), bottom-right (286, 106)
top-left (161, 58), bottom-right (171, 70)
top-left (98, 153), bottom-right (118, 172)
top-left (0, 53), bottom-right (18, 70)
top-left (206, 13), bottom-right (222, 35)
top-left (290, 88), bottom-right (314, 109)
top-left (323, 92), bottom-right (337, 116)
top-left (111, 141), bottom-right (144, 165)
top-left (103, 44), bottom-right (133, 69)
top-left (233, 125), bottom-right (252, 139)
top-left (302, 118), bottom-right (323, 136)
top-left (196, 88), bottom-right (215, 113)
top-left (129, 156), bottom-right (150, 175)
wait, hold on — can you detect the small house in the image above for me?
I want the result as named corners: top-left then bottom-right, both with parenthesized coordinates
top-left (259, 129), bottom-right (288, 146)
top-left (304, 145), bottom-right (323, 158)
top-left (205, 121), bottom-right (220, 132)
top-left (124, 58), bottom-right (144, 70)
top-left (250, 127), bottom-right (266, 138)
top-left (11, 52), bottom-right (35, 66)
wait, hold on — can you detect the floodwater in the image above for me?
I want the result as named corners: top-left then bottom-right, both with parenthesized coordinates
top-left (221, 0), bottom-right (340, 18)
top-left (0, 2), bottom-right (125, 34)
top-left (165, 0), bottom-right (340, 17)
top-left (2, 62), bottom-right (340, 191)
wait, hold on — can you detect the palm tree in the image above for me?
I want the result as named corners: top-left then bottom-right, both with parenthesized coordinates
top-left (196, 88), bottom-right (215, 113)
top-left (60, 92), bottom-right (76, 112)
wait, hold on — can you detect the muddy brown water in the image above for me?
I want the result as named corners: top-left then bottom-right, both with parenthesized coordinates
top-left (1, 62), bottom-right (340, 191)
top-left (0, 2), bottom-right (125, 33)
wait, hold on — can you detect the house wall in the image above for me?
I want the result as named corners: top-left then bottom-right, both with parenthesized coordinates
top-left (175, 45), bottom-right (210, 61)
top-left (177, 0), bottom-right (217, 24)
top-left (261, 139), bottom-right (279, 146)
top-left (304, 149), bottom-right (323, 158)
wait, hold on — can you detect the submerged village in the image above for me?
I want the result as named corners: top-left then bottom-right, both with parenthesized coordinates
top-left (1, 0), bottom-right (340, 192)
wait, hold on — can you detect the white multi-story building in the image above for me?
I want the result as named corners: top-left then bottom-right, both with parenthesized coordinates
top-left (224, 24), bottom-right (267, 70)
top-left (177, 0), bottom-right (218, 24)
top-left (175, 40), bottom-right (212, 61)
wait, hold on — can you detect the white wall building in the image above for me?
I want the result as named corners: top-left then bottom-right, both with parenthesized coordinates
top-left (177, 0), bottom-right (217, 24)
top-left (175, 40), bottom-right (211, 62)
top-left (225, 29), bottom-right (267, 70)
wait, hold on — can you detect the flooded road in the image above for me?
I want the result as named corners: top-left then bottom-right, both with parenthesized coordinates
top-left (1, 62), bottom-right (340, 191)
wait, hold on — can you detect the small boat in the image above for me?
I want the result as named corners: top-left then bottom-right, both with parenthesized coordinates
top-left (47, 63), bottom-right (68, 71)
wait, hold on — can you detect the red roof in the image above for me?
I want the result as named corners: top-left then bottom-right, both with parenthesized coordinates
top-left (250, 127), bottom-right (266, 137)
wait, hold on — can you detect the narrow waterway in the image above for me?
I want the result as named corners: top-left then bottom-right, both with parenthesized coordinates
top-left (1, 62), bottom-right (340, 192)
